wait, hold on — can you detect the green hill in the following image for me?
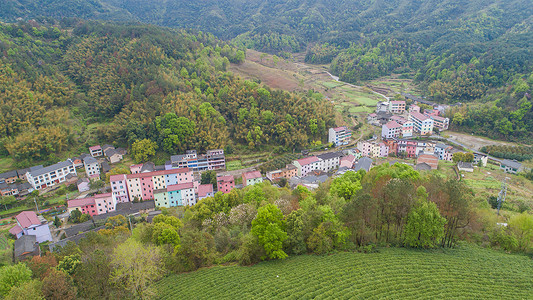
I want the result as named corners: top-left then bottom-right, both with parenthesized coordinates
top-left (155, 244), bottom-right (533, 299)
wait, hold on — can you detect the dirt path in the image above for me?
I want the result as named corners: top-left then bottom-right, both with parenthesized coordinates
top-left (445, 131), bottom-right (518, 151)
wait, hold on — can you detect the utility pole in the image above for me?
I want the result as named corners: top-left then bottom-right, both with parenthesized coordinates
top-left (497, 177), bottom-right (509, 216)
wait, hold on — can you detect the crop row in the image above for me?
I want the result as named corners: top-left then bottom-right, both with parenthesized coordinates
top-left (156, 246), bottom-right (533, 299)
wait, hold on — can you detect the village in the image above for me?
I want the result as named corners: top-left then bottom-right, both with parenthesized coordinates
top-left (2, 95), bottom-right (526, 262)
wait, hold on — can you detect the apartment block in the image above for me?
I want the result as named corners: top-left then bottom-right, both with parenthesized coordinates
top-left (388, 100), bottom-right (406, 114)
top-left (170, 149), bottom-right (226, 172)
top-left (409, 112), bottom-right (434, 135)
top-left (293, 156), bottom-right (321, 176)
top-left (26, 160), bottom-right (77, 190)
top-left (328, 127), bottom-right (352, 146)
top-left (381, 121), bottom-right (402, 139)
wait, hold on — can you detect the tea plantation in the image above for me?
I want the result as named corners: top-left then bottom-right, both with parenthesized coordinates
top-left (156, 244), bottom-right (533, 299)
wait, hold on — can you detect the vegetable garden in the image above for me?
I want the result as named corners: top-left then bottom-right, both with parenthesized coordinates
top-left (156, 244), bottom-right (533, 299)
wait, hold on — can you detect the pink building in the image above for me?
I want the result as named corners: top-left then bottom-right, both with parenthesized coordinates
top-left (198, 184), bottom-right (214, 200)
top-left (390, 116), bottom-right (414, 137)
top-left (130, 164), bottom-right (143, 174)
top-left (217, 175), bottom-right (235, 194)
top-left (110, 174), bottom-right (128, 203)
top-left (409, 104), bottom-right (420, 114)
top-left (122, 168), bottom-right (193, 202)
top-left (68, 193), bottom-right (117, 216)
top-left (340, 155), bottom-right (356, 168)
top-left (381, 121), bottom-right (402, 139)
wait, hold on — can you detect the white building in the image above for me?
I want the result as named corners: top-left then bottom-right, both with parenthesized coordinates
top-left (409, 112), bottom-right (434, 135)
top-left (26, 160), bottom-right (77, 190)
top-left (84, 156), bottom-right (100, 179)
top-left (317, 152), bottom-right (342, 172)
top-left (328, 126), bottom-right (352, 146)
top-left (9, 211), bottom-right (52, 243)
top-left (381, 121), bottom-right (402, 139)
top-left (293, 156), bottom-right (321, 177)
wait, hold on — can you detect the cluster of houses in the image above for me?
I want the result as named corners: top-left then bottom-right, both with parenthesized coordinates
top-left (368, 98), bottom-right (450, 137)
top-left (9, 210), bottom-right (53, 261)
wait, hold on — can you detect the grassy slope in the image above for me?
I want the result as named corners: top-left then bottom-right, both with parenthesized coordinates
top-left (155, 244), bottom-right (533, 299)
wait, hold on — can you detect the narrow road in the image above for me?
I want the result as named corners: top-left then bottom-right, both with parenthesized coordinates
top-left (429, 135), bottom-right (502, 163)
top-left (325, 71), bottom-right (390, 101)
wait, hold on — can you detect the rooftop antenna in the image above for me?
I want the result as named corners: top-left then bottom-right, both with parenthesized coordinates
top-left (497, 177), bottom-right (509, 216)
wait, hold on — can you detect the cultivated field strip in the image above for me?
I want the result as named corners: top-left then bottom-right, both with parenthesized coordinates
top-left (156, 245), bottom-right (533, 299)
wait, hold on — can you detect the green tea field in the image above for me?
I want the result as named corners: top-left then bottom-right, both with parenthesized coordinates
top-left (155, 244), bottom-right (533, 299)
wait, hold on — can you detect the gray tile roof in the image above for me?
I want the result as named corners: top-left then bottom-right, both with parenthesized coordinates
top-left (83, 156), bottom-right (98, 164)
top-left (354, 157), bottom-right (373, 172)
top-left (501, 159), bottom-right (521, 169)
top-left (457, 162), bottom-right (473, 169)
top-left (317, 152), bottom-right (343, 160)
top-left (29, 160), bottom-right (74, 177)
top-left (0, 170), bottom-right (18, 178)
top-left (14, 235), bottom-right (38, 258)
top-left (415, 163), bottom-right (432, 171)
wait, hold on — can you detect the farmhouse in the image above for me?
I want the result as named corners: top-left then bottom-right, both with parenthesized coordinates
top-left (9, 211), bottom-right (52, 243)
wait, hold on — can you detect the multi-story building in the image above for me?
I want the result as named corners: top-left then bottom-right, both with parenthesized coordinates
top-left (317, 152), bottom-right (342, 172)
top-left (89, 145), bottom-right (103, 157)
top-left (9, 211), bottom-right (52, 243)
top-left (0, 170), bottom-right (18, 184)
top-left (409, 112), bottom-right (434, 135)
top-left (170, 149), bottom-right (226, 172)
top-left (328, 127), bottom-right (352, 146)
top-left (124, 168), bottom-right (193, 202)
top-left (388, 100), bottom-right (406, 114)
top-left (409, 104), bottom-right (420, 114)
top-left (266, 164), bottom-right (298, 181)
top-left (390, 116), bottom-right (414, 137)
top-left (357, 141), bottom-right (389, 158)
top-left (434, 143), bottom-right (454, 161)
top-left (26, 160), bottom-right (77, 190)
top-left (217, 175), bottom-right (235, 194)
top-left (67, 193), bottom-right (117, 216)
top-left (397, 140), bottom-right (418, 158)
top-left (430, 115), bottom-right (449, 131)
top-left (83, 156), bottom-right (100, 179)
top-left (154, 182), bottom-right (196, 208)
top-left (198, 184), bottom-right (214, 200)
top-left (242, 171), bottom-right (263, 187)
top-left (382, 121), bottom-right (402, 139)
top-left (293, 156), bottom-right (321, 176)
top-left (110, 174), bottom-right (128, 203)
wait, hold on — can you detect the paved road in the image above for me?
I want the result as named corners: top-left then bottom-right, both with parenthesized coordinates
top-left (429, 135), bottom-right (502, 163)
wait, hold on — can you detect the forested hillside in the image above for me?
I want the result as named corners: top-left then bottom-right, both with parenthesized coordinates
top-left (2, 0), bottom-right (532, 142)
top-left (0, 20), bottom-right (335, 166)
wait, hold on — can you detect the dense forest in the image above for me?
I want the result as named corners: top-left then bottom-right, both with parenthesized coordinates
top-left (0, 20), bottom-right (335, 166)
top-left (1, 163), bottom-right (532, 298)
top-left (2, 0), bottom-right (533, 143)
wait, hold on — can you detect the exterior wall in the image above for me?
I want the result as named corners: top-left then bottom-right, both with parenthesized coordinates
top-left (22, 224), bottom-right (52, 243)
top-left (140, 176), bottom-right (154, 200)
top-left (246, 177), bottom-right (263, 186)
top-left (109, 154), bottom-right (122, 164)
top-left (127, 178), bottom-right (142, 201)
top-left (217, 178), bottom-right (235, 194)
top-left (165, 174), bottom-right (178, 186)
top-left (154, 192), bottom-right (170, 208)
top-left (181, 188), bottom-right (196, 206)
top-left (379, 144), bottom-right (389, 157)
top-left (110, 175), bottom-right (129, 203)
top-left (152, 175), bottom-right (166, 190)
top-left (320, 157), bottom-right (340, 172)
top-left (94, 194), bottom-right (116, 215)
top-left (168, 190), bottom-right (182, 206)
top-left (329, 127), bottom-right (352, 146)
top-left (85, 162), bottom-right (100, 178)
top-left (27, 162), bottom-right (77, 190)
top-left (389, 101), bottom-right (406, 114)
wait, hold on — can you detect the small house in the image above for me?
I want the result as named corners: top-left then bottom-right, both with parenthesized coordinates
top-left (89, 145), bottom-right (103, 157)
top-left (457, 162), bottom-right (474, 173)
top-left (77, 178), bottom-right (90, 192)
top-left (500, 159), bottom-right (523, 174)
top-left (9, 211), bottom-right (52, 243)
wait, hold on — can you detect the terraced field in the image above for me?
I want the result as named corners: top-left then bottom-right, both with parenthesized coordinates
top-left (155, 244), bottom-right (533, 299)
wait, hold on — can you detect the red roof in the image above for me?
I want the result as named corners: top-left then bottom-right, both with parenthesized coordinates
top-left (390, 100), bottom-right (405, 105)
top-left (385, 121), bottom-right (402, 129)
top-left (126, 167), bottom-right (190, 179)
top-left (410, 111), bottom-right (429, 121)
top-left (341, 155), bottom-right (355, 162)
top-left (110, 174), bottom-right (126, 182)
top-left (68, 198), bottom-right (95, 208)
top-left (94, 193), bottom-right (112, 199)
top-left (198, 184), bottom-right (214, 197)
top-left (243, 171), bottom-right (262, 180)
top-left (89, 145), bottom-right (101, 151)
top-left (332, 126), bottom-right (347, 132)
top-left (9, 225), bottom-right (22, 236)
top-left (217, 175), bottom-right (234, 183)
top-left (15, 211), bottom-right (40, 228)
top-left (296, 156), bottom-right (319, 166)
top-left (167, 182), bottom-right (194, 192)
